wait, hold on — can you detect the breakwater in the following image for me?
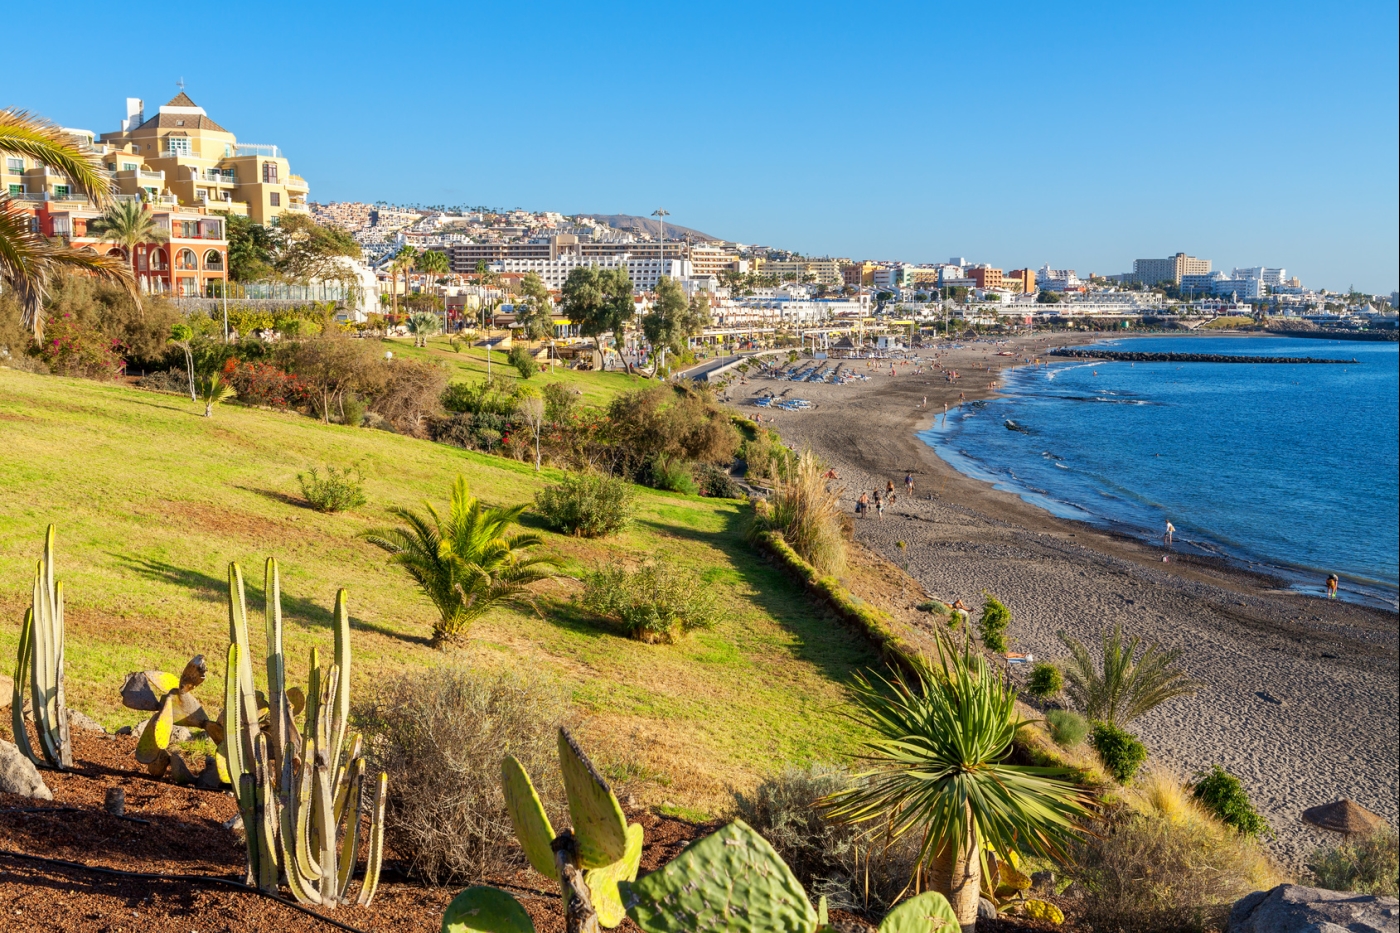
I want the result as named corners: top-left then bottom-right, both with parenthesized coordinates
top-left (1050, 348), bottom-right (1357, 364)
top-left (1270, 329), bottom-right (1398, 342)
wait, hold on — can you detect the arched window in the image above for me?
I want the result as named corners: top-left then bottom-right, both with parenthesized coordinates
top-left (149, 248), bottom-right (169, 271)
top-left (176, 248), bottom-right (198, 270)
top-left (106, 248), bottom-right (125, 259)
top-left (203, 249), bottom-right (224, 270)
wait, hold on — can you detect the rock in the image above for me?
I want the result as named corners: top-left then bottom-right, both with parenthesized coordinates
top-left (196, 756), bottom-right (223, 790)
top-left (67, 708), bottom-right (107, 734)
top-left (0, 674), bottom-right (11, 708)
top-left (0, 739), bottom-right (53, 800)
top-left (1228, 884), bottom-right (1399, 933)
top-left (130, 719), bottom-right (192, 743)
top-left (115, 724), bottom-right (134, 736)
top-left (1031, 870), bottom-right (1057, 894)
top-left (167, 752), bottom-right (197, 784)
top-left (120, 670), bottom-right (178, 712)
top-left (978, 897), bottom-right (998, 920)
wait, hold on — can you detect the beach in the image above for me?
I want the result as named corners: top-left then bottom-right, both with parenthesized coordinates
top-left (732, 334), bottom-right (1400, 867)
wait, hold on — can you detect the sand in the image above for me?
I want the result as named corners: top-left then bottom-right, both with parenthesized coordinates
top-left (729, 334), bottom-right (1399, 868)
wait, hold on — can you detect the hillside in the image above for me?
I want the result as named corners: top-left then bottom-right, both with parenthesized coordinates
top-left (0, 368), bottom-right (878, 810)
top-left (583, 214), bottom-right (721, 243)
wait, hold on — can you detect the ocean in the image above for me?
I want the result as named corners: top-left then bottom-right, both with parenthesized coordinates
top-left (920, 334), bottom-right (1400, 607)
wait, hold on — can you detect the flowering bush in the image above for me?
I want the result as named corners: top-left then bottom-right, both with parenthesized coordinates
top-left (37, 313), bottom-right (125, 380)
top-left (222, 358), bottom-right (304, 408)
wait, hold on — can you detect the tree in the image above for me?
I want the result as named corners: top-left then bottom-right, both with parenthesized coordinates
top-left (272, 212), bottom-right (362, 284)
top-left (390, 244), bottom-right (418, 315)
top-left (1037, 290), bottom-right (1062, 304)
top-left (417, 248), bottom-right (450, 285)
top-left (0, 108), bottom-right (134, 337)
top-left (516, 390), bottom-right (545, 471)
top-left (88, 199), bottom-right (169, 269)
top-left (406, 311), bottom-right (440, 347)
top-left (219, 213), bottom-right (275, 282)
top-left (825, 639), bottom-right (1092, 928)
top-left (642, 275), bottom-right (689, 356)
top-left (195, 371), bottom-right (236, 417)
top-left (514, 271), bottom-right (554, 341)
top-left (560, 265), bottom-right (635, 371)
top-left (359, 476), bottom-right (557, 646)
top-left (1057, 624), bottom-right (1201, 726)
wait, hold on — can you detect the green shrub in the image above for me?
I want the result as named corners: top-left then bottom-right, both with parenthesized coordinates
top-left (340, 391), bottom-right (369, 427)
top-left (578, 560), bottom-right (718, 643)
top-left (442, 375), bottom-right (519, 416)
top-left (533, 472), bottom-right (636, 538)
top-left (508, 344), bottom-right (536, 379)
top-left (650, 455), bottom-right (697, 494)
top-left (1045, 709), bottom-right (1089, 748)
top-left (694, 461), bottom-right (743, 498)
top-left (1090, 721), bottom-right (1149, 784)
top-left (979, 592), bottom-right (1012, 653)
top-left (1308, 829), bottom-right (1399, 896)
top-left (1027, 662), bottom-right (1064, 701)
top-left (1191, 766), bottom-right (1269, 837)
top-left (297, 464), bottom-right (367, 513)
top-left (352, 667), bottom-right (571, 883)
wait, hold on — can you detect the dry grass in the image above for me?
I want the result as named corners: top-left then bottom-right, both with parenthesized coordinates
top-left (769, 448), bottom-right (847, 575)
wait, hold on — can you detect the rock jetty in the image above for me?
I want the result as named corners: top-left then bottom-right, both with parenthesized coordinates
top-left (1050, 349), bottom-right (1356, 364)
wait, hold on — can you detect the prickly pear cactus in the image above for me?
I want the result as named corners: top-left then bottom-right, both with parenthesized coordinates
top-left (557, 727), bottom-right (628, 869)
top-left (1021, 899), bottom-right (1064, 924)
top-left (620, 819), bottom-right (817, 933)
top-left (441, 886), bottom-right (536, 933)
top-left (876, 890), bottom-right (960, 933)
top-left (501, 755), bottom-right (559, 883)
top-left (586, 820), bottom-right (643, 928)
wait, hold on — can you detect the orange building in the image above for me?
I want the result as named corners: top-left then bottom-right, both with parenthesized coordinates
top-left (968, 265), bottom-right (1004, 290)
top-left (1005, 268), bottom-right (1036, 294)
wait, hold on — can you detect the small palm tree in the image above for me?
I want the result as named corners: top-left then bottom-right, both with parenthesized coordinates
top-left (825, 638), bottom-right (1092, 928)
top-left (0, 108), bottom-right (135, 337)
top-left (405, 310), bottom-right (440, 347)
top-left (88, 198), bottom-right (168, 263)
top-left (1057, 625), bottom-right (1201, 727)
top-left (360, 477), bottom-right (556, 647)
top-left (195, 371), bottom-right (236, 417)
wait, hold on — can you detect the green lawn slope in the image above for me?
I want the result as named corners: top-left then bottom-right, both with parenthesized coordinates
top-left (0, 368), bottom-right (876, 809)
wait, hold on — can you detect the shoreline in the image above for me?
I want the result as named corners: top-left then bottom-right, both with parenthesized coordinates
top-left (731, 332), bottom-right (1399, 868)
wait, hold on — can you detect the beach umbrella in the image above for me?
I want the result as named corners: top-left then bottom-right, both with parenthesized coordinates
top-left (1301, 799), bottom-right (1389, 835)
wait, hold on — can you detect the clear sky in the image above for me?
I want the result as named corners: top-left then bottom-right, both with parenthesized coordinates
top-left (8, 1), bottom-right (1397, 293)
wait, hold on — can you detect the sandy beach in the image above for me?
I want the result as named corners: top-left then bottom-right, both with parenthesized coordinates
top-left (731, 333), bottom-right (1399, 867)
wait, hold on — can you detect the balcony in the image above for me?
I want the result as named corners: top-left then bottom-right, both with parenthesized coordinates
top-left (139, 170), bottom-right (165, 181)
top-left (160, 149), bottom-right (196, 160)
top-left (234, 144), bottom-right (282, 158)
top-left (286, 175), bottom-right (308, 191)
top-left (202, 169), bottom-right (236, 184)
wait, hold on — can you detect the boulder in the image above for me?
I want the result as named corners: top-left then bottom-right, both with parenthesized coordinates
top-left (120, 670), bottom-right (179, 712)
top-left (0, 739), bottom-right (53, 800)
top-left (977, 897), bottom-right (998, 920)
top-left (1229, 884), bottom-right (1399, 933)
top-left (67, 708), bottom-right (107, 734)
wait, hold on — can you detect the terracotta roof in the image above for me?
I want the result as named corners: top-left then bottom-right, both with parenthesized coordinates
top-left (165, 91), bottom-right (199, 108)
top-left (133, 112), bottom-right (230, 134)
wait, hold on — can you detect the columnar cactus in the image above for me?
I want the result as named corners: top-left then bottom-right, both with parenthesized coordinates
top-left (11, 525), bottom-right (72, 770)
top-left (220, 558), bottom-right (387, 908)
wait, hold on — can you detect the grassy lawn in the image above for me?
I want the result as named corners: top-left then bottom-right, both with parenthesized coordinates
top-left (0, 368), bottom-right (876, 810)
top-left (390, 336), bottom-right (647, 407)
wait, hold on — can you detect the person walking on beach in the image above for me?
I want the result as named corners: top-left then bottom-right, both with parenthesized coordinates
top-left (886, 479), bottom-right (895, 496)
top-left (1326, 573), bottom-right (1338, 599)
top-left (1165, 520), bottom-right (1175, 544)
top-left (905, 472), bottom-right (914, 495)
top-left (857, 492), bottom-right (869, 517)
top-left (874, 492), bottom-right (885, 519)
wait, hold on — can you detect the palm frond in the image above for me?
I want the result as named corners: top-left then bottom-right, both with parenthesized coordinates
top-left (0, 109), bottom-right (113, 206)
top-left (1057, 625), bottom-right (1201, 726)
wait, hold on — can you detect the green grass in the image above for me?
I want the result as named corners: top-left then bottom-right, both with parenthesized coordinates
top-left (390, 336), bottom-right (647, 407)
top-left (0, 368), bottom-right (877, 805)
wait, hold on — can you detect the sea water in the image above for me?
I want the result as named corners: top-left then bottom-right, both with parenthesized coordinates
top-left (920, 335), bottom-right (1399, 606)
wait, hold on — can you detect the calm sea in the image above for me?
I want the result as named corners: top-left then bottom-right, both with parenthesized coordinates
top-left (920, 335), bottom-right (1400, 607)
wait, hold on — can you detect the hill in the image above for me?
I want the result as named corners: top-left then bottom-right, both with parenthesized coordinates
top-left (0, 367), bottom-right (878, 810)
top-left (582, 213), bottom-right (722, 243)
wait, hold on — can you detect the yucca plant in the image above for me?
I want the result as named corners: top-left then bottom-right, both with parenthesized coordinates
top-left (824, 637), bottom-right (1093, 929)
top-left (1057, 624), bottom-right (1201, 727)
top-left (10, 525), bottom-right (72, 770)
top-left (360, 476), bottom-right (557, 647)
top-left (196, 371), bottom-right (236, 417)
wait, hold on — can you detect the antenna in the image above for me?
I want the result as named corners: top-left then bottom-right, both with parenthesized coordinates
top-left (177, 77), bottom-right (186, 92)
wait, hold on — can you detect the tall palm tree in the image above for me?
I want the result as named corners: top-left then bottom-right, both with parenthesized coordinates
top-left (416, 248), bottom-right (451, 331)
top-left (389, 244), bottom-right (418, 316)
top-left (0, 108), bottom-right (135, 337)
top-left (825, 639), bottom-right (1092, 930)
top-left (1057, 625), bottom-right (1200, 727)
top-left (88, 198), bottom-right (169, 267)
top-left (360, 476), bottom-right (556, 647)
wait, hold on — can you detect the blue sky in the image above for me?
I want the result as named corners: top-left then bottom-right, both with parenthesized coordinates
top-left (9, 1), bottom-right (1397, 292)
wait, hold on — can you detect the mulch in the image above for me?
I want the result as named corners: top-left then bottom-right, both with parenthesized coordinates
top-left (1, 731), bottom-right (1085, 931)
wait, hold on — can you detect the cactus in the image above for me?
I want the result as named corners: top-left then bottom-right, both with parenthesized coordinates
top-left (216, 557), bottom-right (386, 909)
top-left (876, 891), bottom-right (961, 932)
top-left (441, 886), bottom-right (537, 933)
top-left (12, 526), bottom-right (72, 770)
top-left (122, 655), bottom-right (221, 781)
top-left (500, 727), bottom-right (644, 931)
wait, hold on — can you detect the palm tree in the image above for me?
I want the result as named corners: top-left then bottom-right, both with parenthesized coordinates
top-left (825, 639), bottom-right (1092, 930)
top-left (416, 249), bottom-right (451, 332)
top-left (405, 310), bottom-right (439, 347)
top-left (195, 371), bottom-right (236, 417)
top-left (0, 108), bottom-right (135, 338)
top-left (1057, 625), bottom-right (1201, 727)
top-left (390, 244), bottom-right (418, 316)
top-left (359, 476), bottom-right (556, 647)
top-left (88, 198), bottom-right (169, 269)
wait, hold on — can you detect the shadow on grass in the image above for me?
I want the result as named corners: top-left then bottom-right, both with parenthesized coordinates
top-left (112, 555), bottom-right (432, 648)
top-left (234, 485), bottom-right (313, 510)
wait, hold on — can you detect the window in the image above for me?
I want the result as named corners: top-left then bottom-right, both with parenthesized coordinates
top-left (7, 184), bottom-right (20, 197)
top-left (180, 221), bottom-right (198, 238)
top-left (269, 192), bottom-right (281, 207)
top-left (122, 162), bottom-right (138, 172)
top-left (262, 162), bottom-right (278, 183)
top-left (54, 185), bottom-right (70, 199)
top-left (106, 163), bottom-right (116, 171)
top-left (166, 137), bottom-right (190, 155)
top-left (5, 157), bottom-right (22, 173)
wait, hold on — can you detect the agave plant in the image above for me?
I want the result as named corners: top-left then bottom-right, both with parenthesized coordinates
top-left (824, 639), bottom-right (1093, 929)
top-left (10, 525), bottom-right (72, 770)
top-left (360, 476), bottom-right (557, 647)
top-left (1057, 624), bottom-right (1201, 727)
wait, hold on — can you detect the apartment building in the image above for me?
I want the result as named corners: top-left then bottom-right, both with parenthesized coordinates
top-left (841, 262), bottom-right (879, 287)
top-left (96, 93), bottom-right (307, 224)
top-left (689, 245), bottom-right (748, 277)
top-left (1231, 267), bottom-right (1286, 287)
top-left (753, 259), bottom-right (843, 286)
top-left (1037, 265), bottom-right (1084, 292)
top-left (968, 265), bottom-right (1004, 290)
top-left (491, 254), bottom-right (692, 293)
top-left (1005, 268), bottom-right (1036, 294)
top-left (1131, 252), bottom-right (1211, 286)
top-left (447, 236), bottom-right (694, 275)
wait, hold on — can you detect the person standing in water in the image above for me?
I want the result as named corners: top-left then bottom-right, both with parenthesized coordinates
top-left (1165, 521), bottom-right (1175, 544)
top-left (1326, 574), bottom-right (1338, 599)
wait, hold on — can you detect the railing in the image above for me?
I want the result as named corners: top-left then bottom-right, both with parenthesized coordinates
top-left (139, 170), bottom-right (165, 180)
top-left (202, 170), bottom-right (236, 183)
top-left (160, 149), bottom-right (194, 159)
top-left (235, 144), bottom-right (282, 158)
top-left (285, 175), bottom-right (308, 188)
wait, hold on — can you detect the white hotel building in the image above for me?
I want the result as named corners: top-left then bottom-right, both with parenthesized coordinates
top-left (490, 254), bottom-right (692, 293)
